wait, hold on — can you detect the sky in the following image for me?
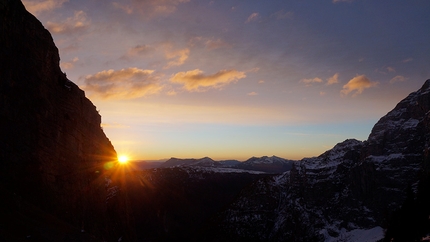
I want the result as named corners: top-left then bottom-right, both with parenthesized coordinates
top-left (22, 0), bottom-right (430, 161)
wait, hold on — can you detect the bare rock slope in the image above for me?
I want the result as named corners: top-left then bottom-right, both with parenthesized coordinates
top-left (0, 1), bottom-right (132, 240)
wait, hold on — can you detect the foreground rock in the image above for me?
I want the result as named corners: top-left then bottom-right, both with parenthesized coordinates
top-left (0, 1), bottom-right (132, 240)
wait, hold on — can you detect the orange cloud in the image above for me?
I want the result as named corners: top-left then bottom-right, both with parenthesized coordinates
top-left (46, 11), bottom-right (90, 34)
top-left (60, 57), bottom-right (79, 70)
top-left (112, 2), bottom-right (133, 14)
top-left (326, 73), bottom-right (339, 85)
top-left (166, 90), bottom-right (177, 96)
top-left (170, 69), bottom-right (246, 92)
top-left (205, 38), bottom-right (232, 50)
top-left (300, 77), bottom-right (323, 86)
top-left (164, 47), bottom-right (190, 69)
top-left (82, 68), bottom-right (163, 99)
top-left (390, 75), bottom-right (407, 84)
top-left (128, 45), bottom-right (153, 56)
top-left (341, 75), bottom-right (378, 96)
top-left (247, 92), bottom-right (258, 96)
top-left (22, 0), bottom-right (67, 15)
top-left (113, 0), bottom-right (190, 17)
top-left (188, 36), bottom-right (232, 50)
top-left (121, 44), bottom-right (155, 60)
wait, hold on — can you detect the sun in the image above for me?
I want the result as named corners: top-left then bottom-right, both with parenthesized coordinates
top-left (118, 155), bottom-right (129, 164)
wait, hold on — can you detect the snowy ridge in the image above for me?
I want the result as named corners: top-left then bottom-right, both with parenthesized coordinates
top-left (179, 166), bottom-right (266, 175)
top-left (368, 80), bottom-right (430, 145)
top-left (303, 139), bottom-right (363, 169)
top-left (322, 226), bottom-right (384, 242)
top-left (161, 156), bottom-right (294, 173)
top-left (244, 155), bottom-right (290, 165)
top-left (161, 157), bottom-right (217, 168)
top-left (188, 157), bottom-right (216, 167)
top-left (212, 80), bottom-right (430, 242)
top-left (294, 139), bottom-right (364, 185)
top-left (216, 137), bottom-right (384, 241)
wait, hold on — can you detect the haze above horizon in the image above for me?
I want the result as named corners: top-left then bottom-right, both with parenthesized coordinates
top-left (23, 0), bottom-right (430, 161)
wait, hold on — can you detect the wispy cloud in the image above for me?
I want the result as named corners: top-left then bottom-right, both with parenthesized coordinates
top-left (170, 69), bottom-right (246, 92)
top-left (390, 75), bottom-right (407, 84)
top-left (326, 73), bottom-right (339, 85)
top-left (112, 2), bottom-right (133, 14)
top-left (376, 66), bottom-right (396, 74)
top-left (22, 0), bottom-right (67, 15)
top-left (402, 58), bottom-right (414, 63)
top-left (300, 77), bottom-right (323, 86)
top-left (188, 37), bottom-right (232, 50)
top-left (61, 42), bottom-right (80, 54)
top-left (128, 44), bottom-right (154, 56)
top-left (245, 13), bottom-right (260, 23)
top-left (46, 10), bottom-right (90, 34)
top-left (205, 38), bottom-right (232, 50)
top-left (113, 0), bottom-right (190, 17)
top-left (341, 75), bottom-right (378, 96)
top-left (121, 44), bottom-right (155, 60)
top-left (332, 0), bottom-right (353, 3)
top-left (164, 46), bottom-right (190, 69)
top-left (387, 67), bottom-right (396, 73)
top-left (247, 92), bottom-right (258, 96)
top-left (81, 68), bottom-right (163, 99)
top-left (271, 10), bottom-right (294, 20)
top-left (166, 90), bottom-right (177, 96)
top-left (60, 57), bottom-right (79, 70)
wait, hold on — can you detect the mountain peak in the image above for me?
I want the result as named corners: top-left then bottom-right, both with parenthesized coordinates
top-left (420, 79), bottom-right (430, 91)
top-left (367, 79), bottom-right (430, 155)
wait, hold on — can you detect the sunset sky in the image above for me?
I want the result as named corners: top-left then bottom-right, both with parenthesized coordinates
top-left (23, 0), bottom-right (430, 161)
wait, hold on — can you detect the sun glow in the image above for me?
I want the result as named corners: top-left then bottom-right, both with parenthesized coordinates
top-left (118, 155), bottom-right (129, 164)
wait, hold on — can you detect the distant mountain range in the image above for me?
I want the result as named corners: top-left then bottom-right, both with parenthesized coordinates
top-left (136, 156), bottom-right (294, 173)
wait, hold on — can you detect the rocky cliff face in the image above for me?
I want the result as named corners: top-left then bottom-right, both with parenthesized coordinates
top-left (0, 1), bottom-right (132, 240)
top-left (207, 80), bottom-right (430, 241)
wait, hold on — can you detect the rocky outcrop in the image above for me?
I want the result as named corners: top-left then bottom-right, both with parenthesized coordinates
top-left (0, 1), bottom-right (132, 240)
top-left (208, 80), bottom-right (430, 241)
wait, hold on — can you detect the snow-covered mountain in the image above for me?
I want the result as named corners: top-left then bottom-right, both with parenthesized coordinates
top-left (160, 156), bottom-right (294, 173)
top-left (160, 157), bottom-right (226, 168)
top-left (236, 156), bottom-right (294, 173)
top-left (206, 80), bottom-right (430, 242)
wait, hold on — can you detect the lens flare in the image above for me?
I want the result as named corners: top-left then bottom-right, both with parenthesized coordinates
top-left (118, 155), bottom-right (129, 164)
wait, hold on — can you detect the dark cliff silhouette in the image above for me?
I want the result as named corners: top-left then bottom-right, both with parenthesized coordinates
top-left (0, 1), bottom-right (133, 240)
